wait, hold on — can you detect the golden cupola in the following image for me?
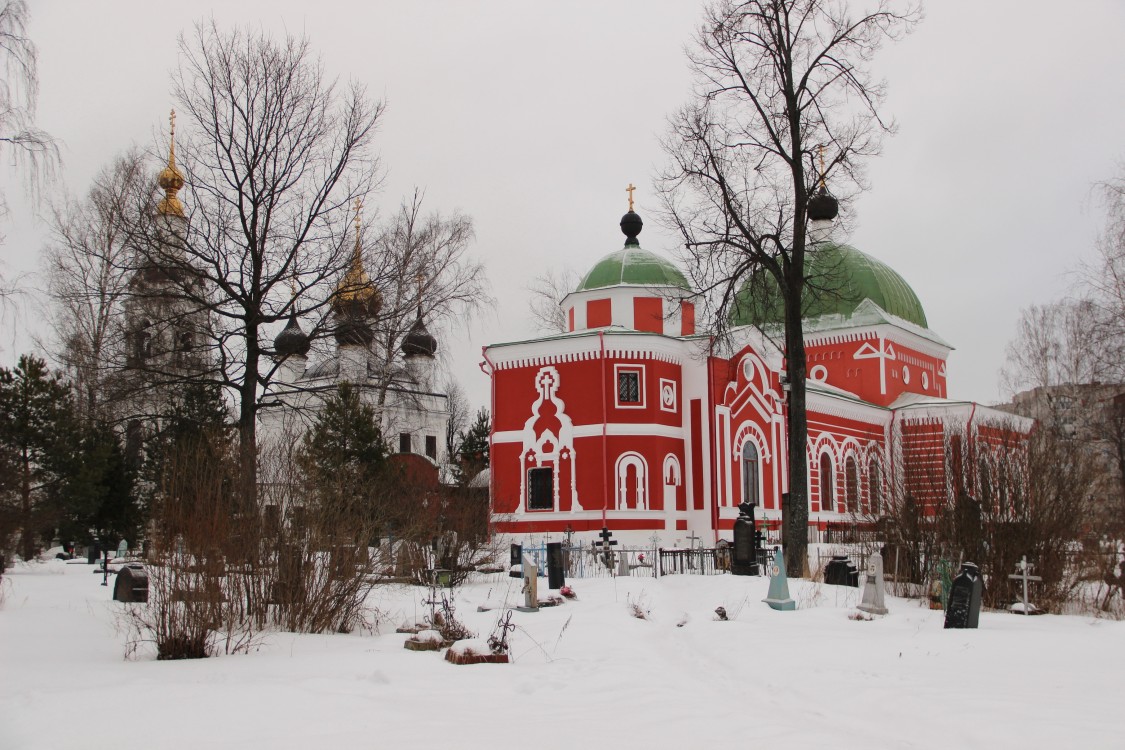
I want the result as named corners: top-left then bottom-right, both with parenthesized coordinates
top-left (332, 199), bottom-right (380, 347)
top-left (157, 109), bottom-right (186, 218)
top-left (331, 199), bottom-right (382, 318)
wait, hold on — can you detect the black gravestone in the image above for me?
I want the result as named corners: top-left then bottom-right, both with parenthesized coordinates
top-left (732, 502), bottom-right (760, 576)
top-left (824, 555), bottom-right (860, 587)
top-left (509, 544), bottom-right (522, 578)
top-left (546, 542), bottom-right (565, 590)
top-left (87, 542), bottom-right (101, 565)
top-left (944, 562), bottom-right (983, 629)
top-left (113, 563), bottom-right (149, 603)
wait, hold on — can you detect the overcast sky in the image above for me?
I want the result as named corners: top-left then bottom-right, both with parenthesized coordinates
top-left (1, 0), bottom-right (1122, 414)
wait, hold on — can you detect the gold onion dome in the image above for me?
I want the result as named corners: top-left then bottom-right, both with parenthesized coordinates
top-left (157, 109), bottom-right (186, 218)
top-left (332, 200), bottom-right (382, 318)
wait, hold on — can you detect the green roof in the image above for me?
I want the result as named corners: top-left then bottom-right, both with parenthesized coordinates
top-left (730, 242), bottom-right (928, 329)
top-left (576, 246), bottom-right (691, 292)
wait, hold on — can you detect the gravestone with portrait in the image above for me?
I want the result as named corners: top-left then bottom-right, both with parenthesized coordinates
top-left (943, 562), bottom-right (983, 629)
top-left (762, 547), bottom-right (796, 611)
top-left (857, 551), bottom-right (888, 615)
top-left (517, 554), bottom-right (539, 612)
top-left (509, 543), bottom-right (522, 578)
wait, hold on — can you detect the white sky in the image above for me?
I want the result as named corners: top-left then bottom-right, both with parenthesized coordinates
top-left (1, 0), bottom-right (1122, 414)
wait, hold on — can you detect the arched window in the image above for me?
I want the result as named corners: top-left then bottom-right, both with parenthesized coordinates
top-left (819, 452), bottom-right (834, 512)
top-left (845, 456), bottom-right (859, 514)
top-left (741, 441), bottom-right (760, 507)
top-left (868, 457), bottom-right (882, 516)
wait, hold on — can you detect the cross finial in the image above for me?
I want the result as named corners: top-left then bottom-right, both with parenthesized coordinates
top-left (626, 183), bottom-right (636, 212)
top-left (817, 145), bottom-right (826, 190)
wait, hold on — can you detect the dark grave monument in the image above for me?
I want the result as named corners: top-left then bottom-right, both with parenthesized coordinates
top-left (824, 555), bottom-right (859, 587)
top-left (593, 526), bottom-right (618, 569)
top-left (732, 502), bottom-right (760, 576)
top-left (943, 562), bottom-right (983, 629)
top-left (546, 542), bottom-right (565, 590)
top-left (509, 543), bottom-right (522, 578)
top-left (113, 563), bottom-right (149, 603)
top-left (87, 541), bottom-right (101, 565)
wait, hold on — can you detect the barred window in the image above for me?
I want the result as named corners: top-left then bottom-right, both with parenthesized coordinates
top-left (527, 467), bottom-right (554, 510)
top-left (618, 370), bottom-right (640, 404)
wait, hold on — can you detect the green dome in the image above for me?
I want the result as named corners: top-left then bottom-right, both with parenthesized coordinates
top-left (731, 242), bottom-right (928, 329)
top-left (576, 246), bottom-right (691, 292)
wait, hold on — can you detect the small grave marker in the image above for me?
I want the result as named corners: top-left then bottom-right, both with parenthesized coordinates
top-left (1007, 555), bottom-right (1042, 615)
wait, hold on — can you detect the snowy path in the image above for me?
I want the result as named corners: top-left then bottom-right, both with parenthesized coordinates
top-left (2, 561), bottom-right (1122, 749)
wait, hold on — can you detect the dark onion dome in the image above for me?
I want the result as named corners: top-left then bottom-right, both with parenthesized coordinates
top-left (807, 185), bottom-right (839, 222)
top-left (730, 242), bottom-right (928, 329)
top-left (401, 314), bottom-right (437, 357)
top-left (620, 210), bottom-right (643, 246)
top-left (333, 316), bottom-right (374, 347)
top-left (273, 313), bottom-right (310, 357)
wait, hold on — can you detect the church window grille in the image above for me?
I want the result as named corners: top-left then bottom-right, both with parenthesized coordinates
top-left (819, 452), bottom-right (835, 512)
top-left (616, 367), bottom-right (643, 406)
top-left (741, 441), bottom-right (759, 507)
top-left (527, 467), bottom-right (554, 511)
top-left (399, 433), bottom-right (411, 453)
top-left (425, 435), bottom-right (437, 460)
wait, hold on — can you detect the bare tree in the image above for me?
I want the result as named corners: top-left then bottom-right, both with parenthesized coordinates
top-left (367, 189), bottom-right (488, 408)
top-left (0, 0), bottom-right (58, 204)
top-left (527, 267), bottom-right (580, 334)
top-left (124, 22), bottom-right (385, 507)
top-left (1083, 172), bottom-right (1125, 384)
top-left (659, 0), bottom-right (918, 574)
top-left (1000, 300), bottom-right (1106, 396)
top-left (41, 149), bottom-right (146, 423)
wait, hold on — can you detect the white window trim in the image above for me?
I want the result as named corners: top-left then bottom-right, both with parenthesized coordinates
top-left (614, 363), bottom-right (646, 409)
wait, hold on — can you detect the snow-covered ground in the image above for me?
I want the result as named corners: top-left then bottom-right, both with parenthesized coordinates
top-left (2, 560), bottom-right (1122, 749)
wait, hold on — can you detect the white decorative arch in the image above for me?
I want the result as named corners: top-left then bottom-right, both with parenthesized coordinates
top-left (615, 452), bottom-right (649, 510)
top-left (662, 454), bottom-right (681, 512)
top-left (732, 420), bottom-right (772, 463)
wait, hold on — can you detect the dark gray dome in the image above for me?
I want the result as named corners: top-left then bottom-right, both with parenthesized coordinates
top-left (401, 315), bottom-right (437, 357)
top-left (274, 314), bottom-right (310, 357)
top-left (807, 186), bottom-right (839, 221)
top-left (334, 315), bottom-right (374, 347)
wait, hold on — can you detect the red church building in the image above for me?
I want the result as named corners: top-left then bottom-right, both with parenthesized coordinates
top-left (482, 196), bottom-right (1029, 545)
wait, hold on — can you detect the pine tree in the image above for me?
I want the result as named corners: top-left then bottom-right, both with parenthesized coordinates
top-left (0, 355), bottom-right (76, 560)
top-left (54, 422), bottom-right (139, 549)
top-left (453, 407), bottom-right (490, 486)
top-left (301, 383), bottom-right (388, 479)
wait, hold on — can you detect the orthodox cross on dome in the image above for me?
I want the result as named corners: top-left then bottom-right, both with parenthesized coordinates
top-left (817, 145), bottom-right (827, 190)
top-left (626, 183), bottom-right (636, 212)
top-left (157, 107), bottom-right (186, 217)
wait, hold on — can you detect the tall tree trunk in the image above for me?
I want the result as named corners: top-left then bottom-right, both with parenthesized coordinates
top-left (784, 276), bottom-right (810, 576)
top-left (239, 324), bottom-right (259, 511)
